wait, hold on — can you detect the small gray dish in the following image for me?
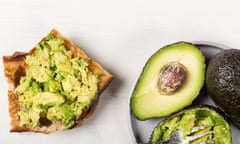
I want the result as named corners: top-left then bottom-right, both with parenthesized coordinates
top-left (128, 41), bottom-right (240, 144)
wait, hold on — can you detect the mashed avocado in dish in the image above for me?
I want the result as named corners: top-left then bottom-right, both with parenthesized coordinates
top-left (15, 34), bottom-right (99, 130)
top-left (150, 107), bottom-right (231, 144)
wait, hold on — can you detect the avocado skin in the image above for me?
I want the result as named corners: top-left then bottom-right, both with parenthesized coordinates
top-left (149, 105), bottom-right (232, 143)
top-left (206, 49), bottom-right (240, 128)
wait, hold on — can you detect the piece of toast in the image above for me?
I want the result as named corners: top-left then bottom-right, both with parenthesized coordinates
top-left (3, 29), bottom-right (113, 134)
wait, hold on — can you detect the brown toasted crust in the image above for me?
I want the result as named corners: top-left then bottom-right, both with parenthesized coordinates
top-left (3, 29), bottom-right (113, 134)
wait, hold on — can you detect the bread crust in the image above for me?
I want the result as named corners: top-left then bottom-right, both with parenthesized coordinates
top-left (3, 29), bottom-right (113, 134)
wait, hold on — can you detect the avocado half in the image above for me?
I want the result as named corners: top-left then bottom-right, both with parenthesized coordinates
top-left (206, 49), bottom-right (240, 128)
top-left (130, 42), bottom-right (205, 120)
top-left (149, 106), bottom-right (232, 144)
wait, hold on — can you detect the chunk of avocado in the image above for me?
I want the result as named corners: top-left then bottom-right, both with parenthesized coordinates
top-left (150, 106), bottom-right (231, 144)
top-left (206, 49), bottom-right (240, 128)
top-left (130, 42), bottom-right (205, 120)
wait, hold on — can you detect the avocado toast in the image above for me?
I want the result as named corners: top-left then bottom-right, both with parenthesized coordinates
top-left (3, 29), bottom-right (113, 134)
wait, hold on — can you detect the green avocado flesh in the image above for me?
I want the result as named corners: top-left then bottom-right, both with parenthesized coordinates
top-left (150, 107), bottom-right (231, 144)
top-left (15, 34), bottom-right (98, 130)
top-left (206, 49), bottom-right (240, 128)
top-left (131, 42), bottom-right (205, 120)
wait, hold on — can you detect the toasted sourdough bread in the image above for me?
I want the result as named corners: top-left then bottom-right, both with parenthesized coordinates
top-left (3, 29), bottom-right (113, 134)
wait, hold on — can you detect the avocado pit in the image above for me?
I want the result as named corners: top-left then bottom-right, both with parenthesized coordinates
top-left (158, 61), bottom-right (187, 95)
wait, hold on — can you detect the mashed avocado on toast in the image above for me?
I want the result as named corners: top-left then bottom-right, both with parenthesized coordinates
top-left (3, 29), bottom-right (112, 133)
top-left (15, 34), bottom-right (99, 130)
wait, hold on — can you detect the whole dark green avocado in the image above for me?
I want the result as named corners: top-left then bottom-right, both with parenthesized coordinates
top-left (206, 49), bottom-right (240, 128)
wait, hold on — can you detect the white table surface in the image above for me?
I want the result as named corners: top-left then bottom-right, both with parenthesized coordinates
top-left (1, 0), bottom-right (240, 143)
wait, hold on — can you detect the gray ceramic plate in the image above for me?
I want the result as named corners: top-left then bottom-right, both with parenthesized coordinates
top-left (128, 41), bottom-right (240, 144)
